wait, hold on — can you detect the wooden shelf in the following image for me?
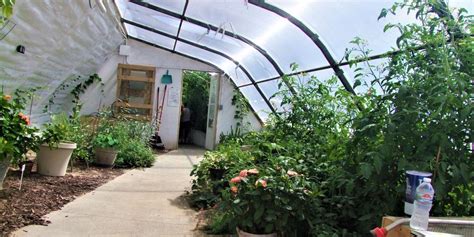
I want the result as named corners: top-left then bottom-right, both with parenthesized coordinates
top-left (119, 75), bottom-right (154, 82)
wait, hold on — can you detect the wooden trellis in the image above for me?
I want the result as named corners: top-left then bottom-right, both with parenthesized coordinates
top-left (115, 63), bottom-right (155, 120)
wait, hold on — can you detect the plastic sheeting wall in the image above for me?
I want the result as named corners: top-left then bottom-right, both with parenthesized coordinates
top-left (0, 0), bottom-right (124, 124)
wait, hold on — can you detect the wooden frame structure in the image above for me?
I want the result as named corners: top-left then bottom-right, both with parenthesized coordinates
top-left (115, 63), bottom-right (156, 120)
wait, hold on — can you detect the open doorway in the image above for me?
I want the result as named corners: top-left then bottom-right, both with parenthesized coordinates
top-left (179, 70), bottom-right (212, 148)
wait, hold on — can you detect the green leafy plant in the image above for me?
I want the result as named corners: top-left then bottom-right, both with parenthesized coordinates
top-left (0, 0), bottom-right (15, 24)
top-left (115, 139), bottom-right (155, 168)
top-left (94, 111), bottom-right (156, 168)
top-left (41, 113), bottom-right (74, 148)
top-left (190, 0), bottom-right (472, 236)
top-left (93, 134), bottom-right (119, 149)
top-left (231, 90), bottom-right (250, 128)
top-left (0, 88), bottom-right (39, 163)
top-left (44, 74), bottom-right (103, 113)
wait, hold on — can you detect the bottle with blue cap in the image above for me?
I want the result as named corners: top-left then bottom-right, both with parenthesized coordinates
top-left (410, 177), bottom-right (434, 230)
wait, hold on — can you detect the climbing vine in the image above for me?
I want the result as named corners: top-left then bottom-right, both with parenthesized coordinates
top-left (231, 89), bottom-right (250, 127)
top-left (44, 74), bottom-right (103, 113)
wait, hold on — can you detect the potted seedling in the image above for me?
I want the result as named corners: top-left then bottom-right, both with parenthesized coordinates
top-left (36, 114), bottom-right (76, 176)
top-left (93, 131), bottom-right (119, 167)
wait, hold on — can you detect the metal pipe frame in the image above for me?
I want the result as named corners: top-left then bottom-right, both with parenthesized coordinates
top-left (248, 0), bottom-right (356, 95)
top-left (128, 0), bottom-right (292, 92)
top-left (128, 36), bottom-right (265, 124)
top-left (123, 19), bottom-right (276, 114)
top-left (172, 0), bottom-right (189, 52)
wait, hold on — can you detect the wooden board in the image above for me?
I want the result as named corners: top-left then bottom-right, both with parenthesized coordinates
top-left (118, 63), bottom-right (155, 71)
top-left (115, 64), bottom-right (156, 120)
top-left (382, 216), bottom-right (411, 237)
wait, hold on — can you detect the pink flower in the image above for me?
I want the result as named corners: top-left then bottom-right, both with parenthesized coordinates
top-left (247, 168), bottom-right (259, 175)
top-left (230, 176), bottom-right (242, 184)
top-left (287, 170), bottom-right (299, 177)
top-left (231, 186), bottom-right (238, 194)
top-left (255, 179), bottom-right (267, 188)
top-left (239, 170), bottom-right (248, 177)
top-left (18, 113), bottom-right (31, 125)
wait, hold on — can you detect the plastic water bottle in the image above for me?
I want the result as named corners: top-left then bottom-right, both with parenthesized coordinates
top-left (410, 177), bottom-right (434, 230)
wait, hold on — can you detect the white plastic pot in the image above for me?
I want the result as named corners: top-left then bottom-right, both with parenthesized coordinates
top-left (36, 142), bottom-right (77, 176)
top-left (237, 228), bottom-right (277, 237)
top-left (0, 156), bottom-right (10, 190)
top-left (94, 147), bottom-right (118, 166)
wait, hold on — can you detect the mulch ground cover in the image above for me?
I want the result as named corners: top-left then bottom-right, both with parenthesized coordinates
top-left (0, 165), bottom-right (124, 236)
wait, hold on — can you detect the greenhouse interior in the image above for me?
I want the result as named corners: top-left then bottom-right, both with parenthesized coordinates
top-left (0, 0), bottom-right (473, 236)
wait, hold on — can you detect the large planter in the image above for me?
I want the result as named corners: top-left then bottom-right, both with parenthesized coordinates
top-left (237, 228), bottom-right (277, 237)
top-left (37, 142), bottom-right (77, 176)
top-left (94, 147), bottom-right (118, 166)
top-left (0, 157), bottom-right (10, 190)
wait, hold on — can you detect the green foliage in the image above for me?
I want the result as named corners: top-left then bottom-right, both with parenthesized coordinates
top-left (190, 1), bottom-right (473, 235)
top-left (68, 104), bottom-right (95, 165)
top-left (231, 90), bottom-right (250, 127)
top-left (100, 114), bottom-right (156, 168)
top-left (92, 134), bottom-right (119, 149)
top-left (115, 139), bottom-right (154, 168)
top-left (0, 0), bottom-right (15, 24)
top-left (190, 141), bottom-right (254, 209)
top-left (182, 71), bottom-right (210, 132)
top-left (92, 113), bottom-right (120, 149)
top-left (41, 113), bottom-right (74, 148)
top-left (0, 88), bottom-right (39, 163)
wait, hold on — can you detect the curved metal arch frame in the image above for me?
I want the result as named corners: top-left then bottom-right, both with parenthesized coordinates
top-left (129, 0), bottom-right (286, 77)
top-left (129, 0), bottom-right (297, 98)
top-left (128, 35), bottom-right (265, 125)
top-left (248, 0), bottom-right (356, 95)
top-left (123, 19), bottom-right (277, 114)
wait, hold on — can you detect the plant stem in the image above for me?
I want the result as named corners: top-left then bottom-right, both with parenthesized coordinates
top-left (432, 146), bottom-right (442, 182)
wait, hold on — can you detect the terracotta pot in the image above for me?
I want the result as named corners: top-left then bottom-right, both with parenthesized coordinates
top-left (237, 227), bottom-right (277, 237)
top-left (37, 142), bottom-right (77, 176)
top-left (0, 157), bottom-right (10, 190)
top-left (94, 147), bottom-right (118, 166)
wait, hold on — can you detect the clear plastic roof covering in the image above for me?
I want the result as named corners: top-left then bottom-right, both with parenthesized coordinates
top-left (114, 0), bottom-right (473, 121)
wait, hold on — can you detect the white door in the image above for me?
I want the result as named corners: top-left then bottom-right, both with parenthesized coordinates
top-left (205, 73), bottom-right (220, 150)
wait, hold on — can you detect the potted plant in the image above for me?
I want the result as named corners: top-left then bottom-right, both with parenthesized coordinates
top-left (36, 114), bottom-right (77, 176)
top-left (93, 132), bottom-right (119, 166)
top-left (0, 90), bottom-right (39, 189)
top-left (222, 166), bottom-right (312, 236)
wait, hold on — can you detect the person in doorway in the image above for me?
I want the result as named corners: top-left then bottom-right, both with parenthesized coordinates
top-left (180, 103), bottom-right (192, 144)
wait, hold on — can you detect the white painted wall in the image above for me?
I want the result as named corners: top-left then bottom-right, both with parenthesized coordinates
top-left (82, 39), bottom-right (219, 150)
top-left (216, 76), bottom-right (263, 144)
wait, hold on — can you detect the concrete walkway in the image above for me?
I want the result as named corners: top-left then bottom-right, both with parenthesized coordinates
top-left (13, 147), bottom-right (205, 237)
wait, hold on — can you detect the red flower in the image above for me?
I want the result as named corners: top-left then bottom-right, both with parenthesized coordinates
top-left (247, 168), bottom-right (259, 175)
top-left (230, 176), bottom-right (242, 184)
top-left (255, 179), bottom-right (267, 188)
top-left (239, 170), bottom-right (248, 177)
top-left (231, 186), bottom-right (238, 194)
top-left (3, 95), bottom-right (11, 100)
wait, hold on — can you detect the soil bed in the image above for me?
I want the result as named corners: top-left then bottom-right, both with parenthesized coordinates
top-left (0, 165), bottom-right (124, 236)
